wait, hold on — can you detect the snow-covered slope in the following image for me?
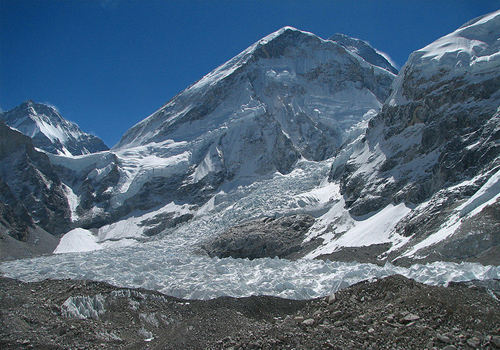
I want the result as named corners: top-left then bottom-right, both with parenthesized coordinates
top-left (117, 27), bottom-right (395, 152)
top-left (307, 10), bottom-right (500, 264)
top-left (48, 27), bottom-right (395, 239)
top-left (1, 100), bottom-right (108, 156)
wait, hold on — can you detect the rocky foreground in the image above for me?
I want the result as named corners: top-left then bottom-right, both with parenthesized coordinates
top-left (1, 275), bottom-right (500, 349)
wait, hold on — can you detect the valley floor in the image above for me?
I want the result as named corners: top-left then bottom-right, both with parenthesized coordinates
top-left (1, 275), bottom-right (500, 349)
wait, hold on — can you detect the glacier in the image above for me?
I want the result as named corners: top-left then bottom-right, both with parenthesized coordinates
top-left (2, 157), bottom-right (499, 300)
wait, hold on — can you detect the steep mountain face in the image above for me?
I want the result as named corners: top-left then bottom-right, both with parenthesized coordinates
top-left (0, 120), bottom-right (71, 246)
top-left (52, 27), bottom-right (395, 235)
top-left (118, 28), bottom-right (395, 152)
top-left (1, 100), bottom-right (109, 156)
top-left (317, 10), bottom-right (500, 264)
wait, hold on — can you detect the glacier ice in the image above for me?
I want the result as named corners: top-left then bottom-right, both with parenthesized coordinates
top-left (1, 243), bottom-right (498, 301)
top-left (61, 294), bottom-right (106, 319)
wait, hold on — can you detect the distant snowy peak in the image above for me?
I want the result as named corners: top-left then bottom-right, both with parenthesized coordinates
top-left (2, 100), bottom-right (108, 156)
top-left (117, 26), bottom-right (395, 150)
top-left (329, 33), bottom-right (398, 74)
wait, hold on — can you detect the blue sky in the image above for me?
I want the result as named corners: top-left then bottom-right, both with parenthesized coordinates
top-left (1, 0), bottom-right (499, 147)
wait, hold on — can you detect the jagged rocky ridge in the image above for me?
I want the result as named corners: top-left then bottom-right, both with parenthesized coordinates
top-left (0, 120), bottom-right (71, 235)
top-left (329, 33), bottom-right (399, 75)
top-left (0, 100), bottom-right (108, 259)
top-left (0, 120), bottom-right (69, 259)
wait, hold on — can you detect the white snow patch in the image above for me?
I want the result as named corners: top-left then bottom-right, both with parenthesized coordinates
top-left (63, 183), bottom-right (80, 221)
top-left (375, 48), bottom-right (399, 70)
top-left (419, 10), bottom-right (500, 64)
top-left (191, 152), bottom-right (215, 182)
top-left (459, 168), bottom-right (500, 217)
top-left (54, 228), bottom-right (102, 254)
top-left (295, 181), bottom-right (340, 211)
top-left (97, 201), bottom-right (193, 241)
top-left (400, 168), bottom-right (500, 259)
top-left (306, 202), bottom-right (411, 259)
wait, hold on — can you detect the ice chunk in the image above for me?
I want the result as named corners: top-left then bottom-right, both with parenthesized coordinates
top-left (62, 294), bottom-right (105, 319)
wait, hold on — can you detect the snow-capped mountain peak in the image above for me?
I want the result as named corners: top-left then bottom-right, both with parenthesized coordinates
top-left (46, 27), bottom-right (395, 243)
top-left (116, 27), bottom-right (395, 150)
top-left (389, 10), bottom-right (500, 108)
top-left (1, 100), bottom-right (108, 156)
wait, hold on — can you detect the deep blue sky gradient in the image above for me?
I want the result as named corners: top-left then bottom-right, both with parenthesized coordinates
top-left (1, 0), bottom-right (499, 147)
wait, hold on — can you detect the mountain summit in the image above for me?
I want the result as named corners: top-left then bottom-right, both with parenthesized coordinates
top-left (329, 33), bottom-right (398, 74)
top-left (1, 100), bottom-right (108, 156)
top-left (117, 27), bottom-right (395, 152)
top-left (41, 27), bottom-right (396, 241)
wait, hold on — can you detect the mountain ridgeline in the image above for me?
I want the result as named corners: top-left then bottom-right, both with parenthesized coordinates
top-left (1, 11), bottom-right (500, 265)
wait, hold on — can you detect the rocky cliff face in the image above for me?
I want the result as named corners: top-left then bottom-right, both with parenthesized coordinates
top-left (1, 100), bottom-right (108, 156)
top-left (326, 10), bottom-right (500, 263)
top-left (0, 120), bottom-right (71, 240)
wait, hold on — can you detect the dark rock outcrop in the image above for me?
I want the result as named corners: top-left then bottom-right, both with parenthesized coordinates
top-left (202, 214), bottom-right (315, 259)
top-left (0, 120), bottom-right (71, 240)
